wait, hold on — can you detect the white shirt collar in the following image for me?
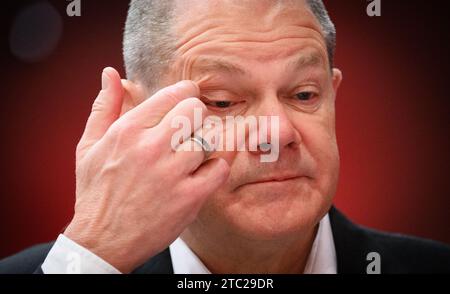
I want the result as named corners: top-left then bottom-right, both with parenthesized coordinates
top-left (169, 213), bottom-right (337, 274)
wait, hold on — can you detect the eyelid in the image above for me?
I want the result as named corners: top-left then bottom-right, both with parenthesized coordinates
top-left (201, 95), bottom-right (232, 102)
top-left (282, 84), bottom-right (323, 113)
top-left (199, 95), bottom-right (247, 114)
top-left (200, 96), bottom-right (231, 108)
top-left (200, 89), bottom-right (239, 99)
top-left (293, 83), bottom-right (320, 93)
top-left (200, 95), bottom-right (232, 106)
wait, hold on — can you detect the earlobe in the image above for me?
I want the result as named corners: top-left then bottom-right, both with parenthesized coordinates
top-left (120, 80), bottom-right (147, 116)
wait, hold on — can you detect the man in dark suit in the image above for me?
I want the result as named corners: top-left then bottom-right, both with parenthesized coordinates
top-left (1, 0), bottom-right (449, 274)
top-left (1, 207), bottom-right (449, 274)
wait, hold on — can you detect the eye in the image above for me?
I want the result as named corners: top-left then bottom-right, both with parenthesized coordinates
top-left (287, 89), bottom-right (322, 113)
top-left (211, 101), bottom-right (232, 108)
top-left (202, 97), bottom-right (235, 109)
top-left (295, 91), bottom-right (315, 101)
top-left (200, 93), bottom-right (245, 114)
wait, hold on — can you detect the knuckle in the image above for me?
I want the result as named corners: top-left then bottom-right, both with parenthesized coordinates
top-left (90, 94), bottom-right (106, 113)
top-left (162, 87), bottom-right (182, 104)
top-left (136, 137), bottom-right (163, 158)
top-left (75, 140), bottom-right (86, 157)
top-left (109, 120), bottom-right (138, 141)
top-left (133, 130), bottom-right (170, 162)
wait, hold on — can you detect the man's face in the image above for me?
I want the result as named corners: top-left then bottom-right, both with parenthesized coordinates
top-left (164, 0), bottom-right (342, 240)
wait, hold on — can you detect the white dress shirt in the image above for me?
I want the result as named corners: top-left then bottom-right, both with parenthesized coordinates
top-left (169, 213), bottom-right (337, 274)
top-left (41, 213), bottom-right (336, 274)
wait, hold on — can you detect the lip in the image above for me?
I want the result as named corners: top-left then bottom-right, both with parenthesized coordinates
top-left (236, 175), bottom-right (306, 190)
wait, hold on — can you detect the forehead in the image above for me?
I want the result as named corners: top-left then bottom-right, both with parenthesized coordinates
top-left (173, 0), bottom-right (317, 29)
top-left (191, 51), bottom-right (324, 79)
top-left (172, 0), bottom-right (328, 66)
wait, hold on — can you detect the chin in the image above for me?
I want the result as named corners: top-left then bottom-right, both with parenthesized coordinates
top-left (206, 183), bottom-right (333, 241)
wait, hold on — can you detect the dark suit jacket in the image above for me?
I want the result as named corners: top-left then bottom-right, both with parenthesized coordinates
top-left (1, 207), bottom-right (449, 274)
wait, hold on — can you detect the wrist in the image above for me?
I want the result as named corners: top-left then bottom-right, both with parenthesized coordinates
top-left (63, 220), bottom-right (140, 273)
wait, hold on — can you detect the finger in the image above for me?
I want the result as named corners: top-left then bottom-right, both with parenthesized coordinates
top-left (156, 97), bottom-right (208, 145)
top-left (192, 116), bottom-right (223, 155)
top-left (79, 67), bottom-right (124, 151)
top-left (170, 116), bottom-right (222, 175)
top-left (122, 80), bottom-right (199, 128)
top-left (173, 139), bottom-right (208, 175)
top-left (188, 158), bottom-right (230, 198)
top-left (120, 79), bottom-right (147, 116)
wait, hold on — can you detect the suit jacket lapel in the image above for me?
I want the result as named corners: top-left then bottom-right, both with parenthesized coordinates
top-left (329, 206), bottom-right (370, 273)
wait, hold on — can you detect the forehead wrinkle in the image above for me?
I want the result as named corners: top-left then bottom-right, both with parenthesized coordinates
top-left (176, 26), bottom-right (325, 58)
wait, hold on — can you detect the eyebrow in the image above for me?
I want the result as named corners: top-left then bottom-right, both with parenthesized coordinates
top-left (285, 53), bottom-right (323, 72)
top-left (192, 53), bottom-right (324, 78)
top-left (193, 57), bottom-right (247, 76)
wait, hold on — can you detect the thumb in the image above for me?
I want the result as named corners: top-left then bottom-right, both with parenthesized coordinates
top-left (190, 157), bottom-right (230, 199)
top-left (120, 79), bottom-right (147, 116)
top-left (78, 67), bottom-right (124, 156)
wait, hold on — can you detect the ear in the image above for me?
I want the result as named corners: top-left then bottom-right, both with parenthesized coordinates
top-left (120, 79), bottom-right (147, 116)
top-left (331, 68), bottom-right (343, 98)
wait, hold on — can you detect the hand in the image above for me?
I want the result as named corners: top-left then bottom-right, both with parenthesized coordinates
top-left (63, 67), bottom-right (230, 273)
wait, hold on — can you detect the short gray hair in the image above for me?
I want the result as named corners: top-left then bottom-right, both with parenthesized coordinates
top-left (123, 0), bottom-right (336, 90)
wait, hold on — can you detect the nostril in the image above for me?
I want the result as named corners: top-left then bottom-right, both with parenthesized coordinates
top-left (258, 142), bottom-right (272, 152)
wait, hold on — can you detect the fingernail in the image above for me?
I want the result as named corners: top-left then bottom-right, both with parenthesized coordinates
top-left (101, 70), bottom-right (110, 90)
top-left (176, 80), bottom-right (198, 90)
top-left (175, 80), bottom-right (189, 88)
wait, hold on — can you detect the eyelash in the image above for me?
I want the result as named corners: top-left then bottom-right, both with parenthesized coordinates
top-left (207, 101), bottom-right (233, 108)
top-left (293, 91), bottom-right (318, 102)
top-left (201, 90), bottom-right (320, 111)
top-left (201, 95), bottom-right (236, 110)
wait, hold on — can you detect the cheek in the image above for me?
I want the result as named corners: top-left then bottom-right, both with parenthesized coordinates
top-left (294, 115), bottom-right (339, 187)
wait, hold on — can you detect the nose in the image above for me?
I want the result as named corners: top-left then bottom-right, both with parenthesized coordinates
top-left (248, 96), bottom-right (302, 156)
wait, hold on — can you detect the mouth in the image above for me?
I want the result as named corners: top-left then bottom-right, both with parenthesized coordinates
top-left (235, 175), bottom-right (307, 190)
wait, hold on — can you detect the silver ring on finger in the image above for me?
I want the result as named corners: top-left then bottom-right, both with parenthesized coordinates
top-left (190, 135), bottom-right (213, 158)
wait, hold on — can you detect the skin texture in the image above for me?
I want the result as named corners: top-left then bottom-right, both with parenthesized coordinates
top-left (64, 0), bottom-right (342, 274)
top-left (167, 0), bottom-right (343, 273)
top-left (64, 70), bottom-right (230, 273)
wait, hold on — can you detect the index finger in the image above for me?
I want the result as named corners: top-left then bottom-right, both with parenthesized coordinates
top-left (121, 80), bottom-right (200, 128)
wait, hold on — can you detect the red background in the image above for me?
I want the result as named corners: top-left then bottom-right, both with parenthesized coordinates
top-left (1, 0), bottom-right (449, 258)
